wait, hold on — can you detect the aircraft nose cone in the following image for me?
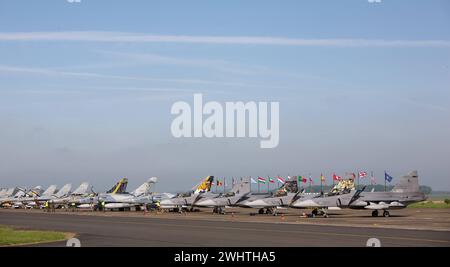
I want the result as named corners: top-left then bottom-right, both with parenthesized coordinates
top-left (196, 199), bottom-right (215, 207)
top-left (246, 199), bottom-right (266, 208)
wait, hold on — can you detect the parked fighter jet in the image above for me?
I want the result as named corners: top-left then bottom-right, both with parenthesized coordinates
top-left (195, 178), bottom-right (251, 214)
top-left (98, 177), bottom-right (158, 210)
top-left (26, 184), bottom-right (72, 208)
top-left (50, 182), bottom-right (93, 207)
top-left (160, 176), bottom-right (214, 212)
top-left (235, 179), bottom-right (300, 212)
top-left (1, 186), bottom-right (43, 208)
top-left (0, 188), bottom-right (18, 199)
top-left (75, 178), bottom-right (129, 209)
top-left (348, 170), bottom-right (426, 217)
top-left (245, 180), bottom-right (320, 215)
top-left (291, 170), bottom-right (425, 218)
top-left (291, 182), bottom-right (364, 218)
top-left (0, 187), bottom-right (20, 207)
top-left (18, 185), bottom-right (58, 208)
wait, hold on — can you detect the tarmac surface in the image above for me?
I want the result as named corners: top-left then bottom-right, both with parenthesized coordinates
top-left (0, 208), bottom-right (449, 247)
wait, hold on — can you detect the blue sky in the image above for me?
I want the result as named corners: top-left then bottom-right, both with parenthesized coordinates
top-left (0, 0), bottom-right (449, 191)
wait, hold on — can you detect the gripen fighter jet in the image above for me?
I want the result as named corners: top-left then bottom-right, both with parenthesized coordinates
top-left (195, 178), bottom-right (251, 214)
top-left (291, 170), bottom-right (425, 218)
top-left (236, 179), bottom-right (300, 212)
top-left (349, 170), bottom-right (426, 217)
top-left (98, 177), bottom-right (158, 210)
top-left (160, 176), bottom-right (214, 212)
top-left (245, 180), bottom-right (320, 215)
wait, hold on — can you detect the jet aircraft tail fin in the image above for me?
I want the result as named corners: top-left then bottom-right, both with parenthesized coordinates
top-left (42, 185), bottom-right (58, 197)
top-left (106, 178), bottom-right (128, 194)
top-left (392, 171), bottom-right (420, 193)
top-left (131, 177), bottom-right (157, 196)
top-left (55, 183), bottom-right (72, 198)
top-left (72, 182), bottom-right (91, 195)
top-left (231, 178), bottom-right (251, 195)
top-left (193, 176), bottom-right (214, 194)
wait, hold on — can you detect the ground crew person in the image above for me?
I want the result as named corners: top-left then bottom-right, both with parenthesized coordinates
top-left (44, 201), bottom-right (49, 212)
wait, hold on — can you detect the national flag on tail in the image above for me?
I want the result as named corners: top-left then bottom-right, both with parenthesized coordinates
top-left (385, 172), bottom-right (393, 183)
top-left (333, 173), bottom-right (341, 181)
top-left (258, 177), bottom-right (266, 184)
top-left (269, 177), bottom-right (275, 183)
top-left (217, 180), bottom-right (223, 186)
top-left (277, 176), bottom-right (285, 184)
top-left (359, 171), bottom-right (367, 178)
top-left (309, 176), bottom-right (314, 184)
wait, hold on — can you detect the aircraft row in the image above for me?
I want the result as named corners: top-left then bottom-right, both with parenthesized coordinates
top-left (0, 171), bottom-right (426, 218)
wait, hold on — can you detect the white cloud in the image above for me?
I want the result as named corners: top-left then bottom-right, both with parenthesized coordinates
top-left (0, 31), bottom-right (449, 47)
top-left (0, 64), bottom-right (289, 89)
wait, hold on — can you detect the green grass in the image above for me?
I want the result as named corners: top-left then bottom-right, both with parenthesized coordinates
top-left (0, 225), bottom-right (70, 246)
top-left (408, 201), bottom-right (450, 209)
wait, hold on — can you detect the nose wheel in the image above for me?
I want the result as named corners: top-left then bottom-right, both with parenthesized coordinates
top-left (372, 210), bottom-right (390, 217)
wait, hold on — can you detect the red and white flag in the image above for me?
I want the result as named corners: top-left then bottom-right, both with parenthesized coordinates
top-left (277, 176), bottom-right (285, 184)
top-left (333, 173), bottom-right (341, 181)
top-left (359, 171), bottom-right (367, 178)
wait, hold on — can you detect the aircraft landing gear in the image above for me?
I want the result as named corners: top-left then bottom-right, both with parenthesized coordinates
top-left (372, 210), bottom-right (379, 217)
top-left (258, 208), bottom-right (265, 214)
top-left (311, 208), bottom-right (329, 218)
top-left (213, 207), bottom-right (225, 215)
top-left (383, 210), bottom-right (390, 217)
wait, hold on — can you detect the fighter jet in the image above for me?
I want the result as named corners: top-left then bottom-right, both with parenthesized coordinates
top-left (245, 180), bottom-right (320, 215)
top-left (235, 179), bottom-right (300, 213)
top-left (97, 177), bottom-right (158, 210)
top-left (348, 170), bottom-right (426, 217)
top-left (0, 187), bottom-right (21, 207)
top-left (291, 170), bottom-right (425, 218)
top-left (50, 182), bottom-right (94, 208)
top-left (18, 185), bottom-right (58, 208)
top-left (1, 186), bottom-right (43, 208)
top-left (195, 178), bottom-right (251, 214)
top-left (160, 176), bottom-right (214, 212)
top-left (75, 178), bottom-right (129, 209)
top-left (291, 181), bottom-right (364, 218)
top-left (0, 187), bottom-right (18, 199)
top-left (25, 184), bottom-right (72, 208)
